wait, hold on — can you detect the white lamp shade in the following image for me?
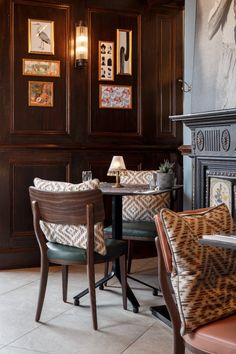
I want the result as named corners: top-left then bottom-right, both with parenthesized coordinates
top-left (107, 156), bottom-right (126, 175)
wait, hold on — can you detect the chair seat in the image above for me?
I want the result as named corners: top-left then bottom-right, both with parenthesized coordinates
top-left (47, 239), bottom-right (128, 263)
top-left (104, 221), bottom-right (157, 241)
top-left (184, 313), bottom-right (236, 354)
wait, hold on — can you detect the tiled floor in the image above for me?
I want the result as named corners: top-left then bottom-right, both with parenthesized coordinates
top-left (0, 258), bottom-right (190, 354)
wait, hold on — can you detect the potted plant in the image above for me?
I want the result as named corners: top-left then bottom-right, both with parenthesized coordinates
top-left (157, 160), bottom-right (175, 189)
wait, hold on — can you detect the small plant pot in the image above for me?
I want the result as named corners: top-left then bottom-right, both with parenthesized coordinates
top-left (157, 172), bottom-right (174, 189)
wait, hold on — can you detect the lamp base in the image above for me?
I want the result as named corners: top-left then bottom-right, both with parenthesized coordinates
top-left (112, 183), bottom-right (124, 188)
top-left (75, 59), bottom-right (88, 68)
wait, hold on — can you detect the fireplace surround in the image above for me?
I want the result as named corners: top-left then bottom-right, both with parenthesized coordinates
top-left (171, 109), bottom-right (236, 220)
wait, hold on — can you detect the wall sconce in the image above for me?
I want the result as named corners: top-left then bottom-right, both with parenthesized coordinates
top-left (107, 156), bottom-right (127, 188)
top-left (75, 21), bottom-right (88, 68)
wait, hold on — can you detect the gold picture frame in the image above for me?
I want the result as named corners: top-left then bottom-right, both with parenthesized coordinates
top-left (99, 84), bottom-right (132, 109)
top-left (28, 81), bottom-right (54, 107)
top-left (98, 41), bottom-right (114, 81)
top-left (116, 29), bottom-right (132, 75)
top-left (28, 19), bottom-right (54, 55)
top-left (23, 59), bottom-right (60, 77)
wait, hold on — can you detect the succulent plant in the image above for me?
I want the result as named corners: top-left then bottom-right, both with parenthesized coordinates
top-left (158, 160), bottom-right (175, 174)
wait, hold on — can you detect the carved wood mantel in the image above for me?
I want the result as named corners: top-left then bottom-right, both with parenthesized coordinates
top-left (170, 109), bottom-right (236, 214)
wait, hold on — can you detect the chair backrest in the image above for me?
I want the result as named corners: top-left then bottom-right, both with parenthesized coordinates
top-left (120, 170), bottom-right (170, 222)
top-left (29, 187), bottom-right (105, 256)
top-left (155, 205), bottom-right (236, 337)
top-left (29, 187), bottom-right (104, 225)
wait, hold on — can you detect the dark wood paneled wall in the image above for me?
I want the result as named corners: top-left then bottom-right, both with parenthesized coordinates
top-left (0, 0), bottom-right (183, 268)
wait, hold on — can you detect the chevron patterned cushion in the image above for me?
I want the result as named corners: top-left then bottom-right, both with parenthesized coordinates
top-left (33, 178), bottom-right (106, 255)
top-left (160, 203), bottom-right (236, 335)
top-left (34, 177), bottom-right (100, 192)
top-left (120, 170), bottom-right (170, 221)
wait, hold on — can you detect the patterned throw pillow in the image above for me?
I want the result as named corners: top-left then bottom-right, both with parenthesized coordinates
top-left (159, 203), bottom-right (236, 335)
top-left (34, 177), bottom-right (100, 192)
top-left (33, 178), bottom-right (106, 255)
top-left (120, 170), bottom-right (170, 221)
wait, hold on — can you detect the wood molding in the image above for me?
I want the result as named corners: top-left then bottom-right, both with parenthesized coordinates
top-left (178, 144), bottom-right (192, 155)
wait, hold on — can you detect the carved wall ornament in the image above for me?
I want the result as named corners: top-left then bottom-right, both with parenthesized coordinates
top-left (196, 130), bottom-right (204, 151)
top-left (221, 129), bottom-right (230, 151)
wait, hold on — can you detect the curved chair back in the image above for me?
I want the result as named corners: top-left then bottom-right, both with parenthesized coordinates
top-left (154, 206), bottom-right (236, 354)
top-left (29, 187), bottom-right (105, 226)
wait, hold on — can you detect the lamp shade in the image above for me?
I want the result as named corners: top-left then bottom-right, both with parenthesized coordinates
top-left (75, 21), bottom-right (88, 68)
top-left (107, 156), bottom-right (126, 175)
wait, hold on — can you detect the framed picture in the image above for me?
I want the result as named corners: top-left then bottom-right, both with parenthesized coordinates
top-left (209, 177), bottom-right (232, 212)
top-left (28, 81), bottom-right (53, 107)
top-left (28, 19), bottom-right (54, 55)
top-left (98, 41), bottom-right (114, 81)
top-left (23, 59), bottom-right (60, 77)
top-left (116, 29), bottom-right (132, 75)
top-left (99, 84), bottom-right (132, 109)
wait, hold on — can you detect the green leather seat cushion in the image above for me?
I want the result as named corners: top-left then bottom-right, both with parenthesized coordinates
top-left (47, 239), bottom-right (127, 263)
top-left (104, 221), bottom-right (156, 240)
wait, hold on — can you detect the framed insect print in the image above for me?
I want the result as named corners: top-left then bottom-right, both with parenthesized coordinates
top-left (28, 19), bottom-right (54, 55)
top-left (98, 41), bottom-right (114, 81)
top-left (99, 84), bottom-right (132, 109)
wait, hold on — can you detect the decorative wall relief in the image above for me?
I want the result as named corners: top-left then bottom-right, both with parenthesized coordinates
top-left (116, 29), bottom-right (132, 75)
top-left (192, 0), bottom-right (236, 112)
top-left (99, 84), bottom-right (132, 109)
top-left (98, 41), bottom-right (114, 81)
top-left (28, 19), bottom-right (54, 55)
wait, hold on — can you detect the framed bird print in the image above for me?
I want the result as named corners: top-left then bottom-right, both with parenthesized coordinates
top-left (28, 19), bottom-right (54, 55)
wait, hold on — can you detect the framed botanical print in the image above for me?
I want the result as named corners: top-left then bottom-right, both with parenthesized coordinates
top-left (28, 19), bottom-right (54, 55)
top-left (98, 41), bottom-right (114, 81)
top-left (209, 177), bottom-right (232, 211)
top-left (99, 84), bottom-right (132, 109)
top-left (23, 59), bottom-right (60, 77)
top-left (28, 81), bottom-right (54, 107)
top-left (116, 29), bottom-right (132, 75)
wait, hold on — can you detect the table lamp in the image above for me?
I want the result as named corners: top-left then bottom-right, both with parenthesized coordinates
top-left (107, 156), bottom-right (126, 188)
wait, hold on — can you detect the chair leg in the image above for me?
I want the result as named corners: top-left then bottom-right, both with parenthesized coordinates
top-left (174, 336), bottom-right (185, 354)
top-left (36, 257), bottom-right (49, 322)
top-left (87, 264), bottom-right (98, 330)
top-left (119, 254), bottom-right (127, 310)
top-left (62, 265), bottom-right (68, 302)
top-left (127, 240), bottom-right (133, 274)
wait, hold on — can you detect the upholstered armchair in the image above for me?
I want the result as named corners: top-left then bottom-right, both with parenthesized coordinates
top-left (155, 203), bottom-right (236, 354)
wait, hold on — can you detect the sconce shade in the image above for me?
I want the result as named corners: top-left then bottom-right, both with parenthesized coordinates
top-left (107, 156), bottom-right (126, 188)
top-left (75, 22), bottom-right (88, 68)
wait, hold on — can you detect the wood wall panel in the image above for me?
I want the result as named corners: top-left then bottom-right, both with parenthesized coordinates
top-left (89, 9), bottom-right (141, 138)
top-left (142, 8), bottom-right (183, 146)
top-left (0, 151), bottom-right (72, 250)
top-left (11, 0), bottom-right (70, 136)
top-left (0, 0), bottom-right (183, 268)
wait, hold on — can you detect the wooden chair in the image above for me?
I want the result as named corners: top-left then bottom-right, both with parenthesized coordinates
top-left (29, 187), bottom-right (127, 330)
top-left (155, 207), bottom-right (236, 354)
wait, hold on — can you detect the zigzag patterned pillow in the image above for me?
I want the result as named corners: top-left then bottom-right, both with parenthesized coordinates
top-left (160, 203), bottom-right (236, 335)
top-left (33, 178), bottom-right (106, 255)
top-left (34, 177), bottom-right (100, 192)
top-left (120, 170), bottom-right (170, 221)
